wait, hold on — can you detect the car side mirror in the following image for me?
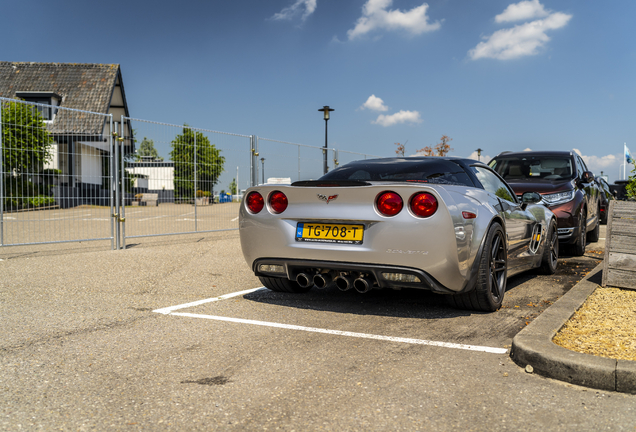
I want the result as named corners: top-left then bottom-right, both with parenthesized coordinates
top-left (521, 191), bottom-right (542, 210)
top-left (582, 171), bottom-right (594, 183)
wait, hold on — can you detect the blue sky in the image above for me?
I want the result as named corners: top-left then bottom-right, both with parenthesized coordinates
top-left (3, 0), bottom-right (636, 182)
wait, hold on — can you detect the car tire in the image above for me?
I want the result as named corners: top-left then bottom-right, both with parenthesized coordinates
top-left (587, 217), bottom-right (600, 243)
top-left (570, 209), bottom-right (587, 257)
top-left (259, 276), bottom-right (312, 293)
top-left (447, 222), bottom-right (507, 312)
top-left (539, 220), bottom-right (559, 275)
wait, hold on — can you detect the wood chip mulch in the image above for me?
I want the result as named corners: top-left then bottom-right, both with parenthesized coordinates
top-left (553, 287), bottom-right (636, 361)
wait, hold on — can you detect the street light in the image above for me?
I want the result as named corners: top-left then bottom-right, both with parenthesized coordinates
top-left (260, 157), bottom-right (265, 184)
top-left (318, 106), bottom-right (334, 174)
top-left (475, 148), bottom-right (483, 161)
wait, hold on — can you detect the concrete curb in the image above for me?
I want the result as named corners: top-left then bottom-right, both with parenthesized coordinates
top-left (511, 263), bottom-right (636, 394)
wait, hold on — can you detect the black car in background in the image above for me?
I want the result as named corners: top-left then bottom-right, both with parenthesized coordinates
top-left (489, 151), bottom-right (600, 256)
top-left (595, 176), bottom-right (614, 224)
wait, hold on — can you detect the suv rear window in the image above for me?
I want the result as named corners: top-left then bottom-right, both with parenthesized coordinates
top-left (490, 156), bottom-right (574, 181)
top-left (318, 159), bottom-right (475, 187)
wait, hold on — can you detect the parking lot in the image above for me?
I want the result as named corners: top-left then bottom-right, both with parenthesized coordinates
top-left (1, 225), bottom-right (635, 431)
top-left (0, 202), bottom-right (240, 246)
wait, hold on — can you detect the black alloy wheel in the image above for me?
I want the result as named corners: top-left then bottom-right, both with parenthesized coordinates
top-left (571, 209), bottom-right (587, 257)
top-left (447, 223), bottom-right (507, 312)
top-left (485, 227), bottom-right (508, 305)
top-left (539, 220), bottom-right (559, 274)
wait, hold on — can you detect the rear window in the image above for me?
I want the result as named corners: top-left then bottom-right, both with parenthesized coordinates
top-left (318, 159), bottom-right (475, 187)
top-left (490, 155), bottom-right (574, 181)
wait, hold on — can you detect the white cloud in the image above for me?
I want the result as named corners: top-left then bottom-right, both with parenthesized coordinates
top-left (467, 150), bottom-right (492, 162)
top-left (495, 0), bottom-right (549, 23)
top-left (271, 0), bottom-right (317, 22)
top-left (360, 95), bottom-right (389, 112)
top-left (347, 0), bottom-right (441, 40)
top-left (573, 148), bottom-right (620, 172)
top-left (372, 110), bottom-right (422, 127)
top-left (469, 11), bottom-right (571, 60)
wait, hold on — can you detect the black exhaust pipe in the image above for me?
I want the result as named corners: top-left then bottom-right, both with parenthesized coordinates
top-left (313, 273), bottom-right (333, 289)
top-left (353, 276), bottom-right (374, 293)
top-left (334, 274), bottom-right (355, 291)
top-left (296, 273), bottom-right (314, 288)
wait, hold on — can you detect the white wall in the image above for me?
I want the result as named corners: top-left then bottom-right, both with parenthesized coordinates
top-left (128, 166), bottom-right (174, 190)
top-left (79, 144), bottom-right (102, 185)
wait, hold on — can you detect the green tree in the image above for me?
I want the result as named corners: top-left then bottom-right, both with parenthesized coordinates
top-left (229, 178), bottom-right (237, 195)
top-left (2, 100), bottom-right (53, 176)
top-left (169, 126), bottom-right (225, 201)
top-left (136, 137), bottom-right (163, 161)
top-left (626, 165), bottom-right (636, 199)
top-left (2, 100), bottom-right (54, 208)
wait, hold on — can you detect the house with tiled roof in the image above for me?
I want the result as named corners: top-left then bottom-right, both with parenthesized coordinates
top-left (0, 62), bottom-right (133, 204)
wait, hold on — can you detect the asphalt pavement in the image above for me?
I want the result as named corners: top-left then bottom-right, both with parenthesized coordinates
top-left (1, 226), bottom-right (635, 431)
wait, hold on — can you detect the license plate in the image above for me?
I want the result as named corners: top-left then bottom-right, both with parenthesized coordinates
top-left (295, 222), bottom-right (364, 244)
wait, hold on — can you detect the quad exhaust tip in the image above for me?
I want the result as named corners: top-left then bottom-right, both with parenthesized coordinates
top-left (334, 274), bottom-right (354, 291)
top-left (313, 273), bottom-right (333, 289)
top-left (353, 276), bottom-right (374, 293)
top-left (296, 273), bottom-right (314, 288)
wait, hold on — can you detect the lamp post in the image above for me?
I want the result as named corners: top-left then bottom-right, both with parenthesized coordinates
top-left (260, 157), bottom-right (265, 184)
top-left (475, 148), bottom-right (483, 161)
top-left (318, 106), bottom-right (334, 174)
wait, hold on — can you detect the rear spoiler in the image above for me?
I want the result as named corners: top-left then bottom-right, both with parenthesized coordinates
top-left (291, 180), bottom-right (371, 187)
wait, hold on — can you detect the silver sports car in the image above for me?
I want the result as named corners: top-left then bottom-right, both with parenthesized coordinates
top-left (239, 157), bottom-right (558, 312)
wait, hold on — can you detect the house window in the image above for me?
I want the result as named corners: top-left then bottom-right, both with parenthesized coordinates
top-left (15, 92), bottom-right (61, 121)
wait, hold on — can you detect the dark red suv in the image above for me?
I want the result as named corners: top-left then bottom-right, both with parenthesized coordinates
top-left (489, 151), bottom-right (600, 256)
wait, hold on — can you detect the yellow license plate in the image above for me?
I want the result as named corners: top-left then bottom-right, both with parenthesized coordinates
top-left (295, 222), bottom-right (364, 244)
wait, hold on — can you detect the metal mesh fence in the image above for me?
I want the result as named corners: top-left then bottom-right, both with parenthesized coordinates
top-left (1, 98), bottom-right (384, 249)
top-left (1, 97), bottom-right (114, 247)
top-left (255, 138), bottom-right (382, 183)
top-left (256, 138), bottom-right (326, 183)
top-left (120, 118), bottom-right (251, 242)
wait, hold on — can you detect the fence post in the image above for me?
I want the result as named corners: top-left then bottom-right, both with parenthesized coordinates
top-left (113, 122), bottom-right (120, 250)
top-left (194, 129), bottom-right (197, 232)
top-left (120, 117), bottom-right (126, 250)
top-left (109, 115), bottom-right (114, 250)
top-left (0, 101), bottom-right (4, 247)
top-left (250, 135), bottom-right (258, 187)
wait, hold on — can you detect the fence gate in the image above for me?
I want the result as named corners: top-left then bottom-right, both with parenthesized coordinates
top-left (0, 97), bottom-right (116, 249)
top-left (117, 117), bottom-right (250, 248)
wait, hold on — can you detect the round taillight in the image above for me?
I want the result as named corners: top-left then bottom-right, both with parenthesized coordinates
top-left (269, 191), bottom-right (288, 214)
top-left (376, 191), bottom-right (403, 217)
top-left (410, 192), bottom-right (438, 218)
top-left (246, 191), bottom-right (264, 214)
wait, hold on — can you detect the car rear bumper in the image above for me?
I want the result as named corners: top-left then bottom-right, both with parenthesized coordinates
top-left (253, 258), bottom-right (457, 294)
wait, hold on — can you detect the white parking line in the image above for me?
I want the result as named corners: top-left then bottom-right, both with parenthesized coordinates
top-left (139, 215), bottom-right (171, 222)
top-left (153, 288), bottom-right (508, 355)
top-left (231, 217), bottom-right (239, 222)
top-left (153, 287), bottom-right (262, 314)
